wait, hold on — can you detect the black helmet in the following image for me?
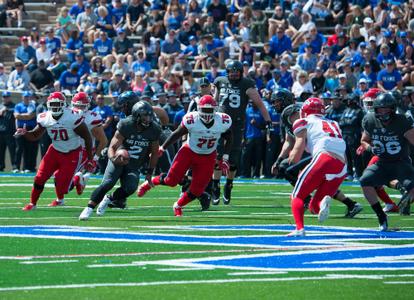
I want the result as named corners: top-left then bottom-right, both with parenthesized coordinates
top-left (226, 60), bottom-right (243, 82)
top-left (271, 88), bottom-right (294, 112)
top-left (281, 103), bottom-right (302, 127)
top-left (118, 91), bottom-right (139, 116)
top-left (373, 92), bottom-right (396, 122)
top-left (131, 101), bottom-right (154, 128)
top-left (390, 90), bottom-right (402, 106)
top-left (345, 93), bottom-right (360, 106)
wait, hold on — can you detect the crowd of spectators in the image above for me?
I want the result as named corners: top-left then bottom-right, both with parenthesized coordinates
top-left (1, 0), bottom-right (414, 178)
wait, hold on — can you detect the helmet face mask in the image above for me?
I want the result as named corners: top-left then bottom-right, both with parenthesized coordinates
top-left (47, 92), bottom-right (66, 117)
top-left (373, 93), bottom-right (396, 123)
top-left (226, 60), bottom-right (243, 83)
top-left (197, 95), bottom-right (217, 124)
top-left (72, 92), bottom-right (90, 111)
top-left (131, 101), bottom-right (154, 128)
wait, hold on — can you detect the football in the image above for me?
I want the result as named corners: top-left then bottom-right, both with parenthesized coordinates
top-left (113, 149), bottom-right (130, 165)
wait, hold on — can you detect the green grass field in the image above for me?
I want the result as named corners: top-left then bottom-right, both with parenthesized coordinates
top-left (0, 174), bottom-right (413, 300)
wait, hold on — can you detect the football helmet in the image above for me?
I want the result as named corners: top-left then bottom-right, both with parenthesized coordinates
top-left (281, 103), bottom-right (301, 126)
top-left (226, 60), bottom-right (243, 83)
top-left (362, 88), bottom-right (381, 113)
top-left (131, 101), bottom-right (154, 128)
top-left (197, 95), bottom-right (217, 124)
top-left (47, 92), bottom-right (66, 117)
top-left (72, 92), bottom-right (90, 111)
top-left (270, 88), bottom-right (295, 113)
top-left (373, 92), bottom-right (396, 122)
top-left (118, 91), bottom-right (139, 116)
top-left (300, 97), bottom-right (325, 118)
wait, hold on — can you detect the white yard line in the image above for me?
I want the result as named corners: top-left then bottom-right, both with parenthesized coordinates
top-left (20, 260), bottom-right (79, 265)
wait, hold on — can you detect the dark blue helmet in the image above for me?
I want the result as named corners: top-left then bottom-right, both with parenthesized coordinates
top-left (226, 60), bottom-right (243, 82)
top-left (131, 101), bottom-right (154, 128)
top-left (118, 91), bottom-right (139, 116)
top-left (373, 92), bottom-right (396, 122)
top-left (270, 88), bottom-right (294, 112)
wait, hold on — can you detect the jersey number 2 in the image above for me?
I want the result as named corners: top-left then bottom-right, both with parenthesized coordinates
top-left (51, 129), bottom-right (69, 141)
top-left (322, 121), bottom-right (342, 138)
top-left (197, 138), bottom-right (216, 149)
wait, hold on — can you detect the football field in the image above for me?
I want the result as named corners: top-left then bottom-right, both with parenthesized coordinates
top-left (0, 174), bottom-right (413, 300)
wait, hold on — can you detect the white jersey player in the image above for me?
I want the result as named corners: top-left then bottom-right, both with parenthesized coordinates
top-left (71, 92), bottom-right (108, 195)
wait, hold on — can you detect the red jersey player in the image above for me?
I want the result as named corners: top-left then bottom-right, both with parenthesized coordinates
top-left (15, 92), bottom-right (95, 210)
top-left (288, 97), bottom-right (347, 236)
top-left (70, 92), bottom-right (108, 196)
top-left (137, 95), bottom-right (232, 216)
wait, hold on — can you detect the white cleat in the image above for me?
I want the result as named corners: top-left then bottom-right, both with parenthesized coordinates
top-left (79, 207), bottom-right (93, 220)
top-left (286, 229), bottom-right (306, 237)
top-left (318, 196), bottom-right (332, 223)
top-left (96, 195), bottom-right (112, 216)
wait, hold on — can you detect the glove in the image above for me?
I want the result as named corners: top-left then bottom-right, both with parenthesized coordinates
top-left (84, 159), bottom-right (97, 173)
top-left (218, 154), bottom-right (230, 176)
top-left (14, 125), bottom-right (27, 137)
top-left (271, 156), bottom-right (284, 176)
top-left (158, 146), bottom-right (165, 157)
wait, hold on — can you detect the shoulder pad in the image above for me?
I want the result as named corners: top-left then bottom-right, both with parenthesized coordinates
top-left (292, 118), bottom-right (308, 135)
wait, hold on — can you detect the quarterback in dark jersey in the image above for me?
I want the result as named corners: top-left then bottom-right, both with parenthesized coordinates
top-left (79, 101), bottom-right (161, 220)
top-left (359, 93), bottom-right (414, 231)
top-left (272, 102), bottom-right (363, 218)
top-left (212, 60), bottom-right (272, 205)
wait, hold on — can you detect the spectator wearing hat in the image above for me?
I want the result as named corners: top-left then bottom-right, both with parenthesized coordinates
top-left (15, 36), bottom-right (37, 73)
top-left (126, 0), bottom-right (145, 34)
top-left (14, 91), bottom-right (38, 173)
top-left (297, 43), bottom-right (318, 73)
top-left (377, 59), bottom-right (402, 91)
top-left (288, 3), bottom-right (303, 32)
top-left (360, 17), bottom-right (374, 41)
top-left (266, 69), bottom-right (281, 92)
top-left (182, 35), bottom-right (199, 57)
top-left (92, 94), bottom-right (114, 140)
top-left (7, 61), bottom-right (30, 91)
top-left (29, 60), bottom-right (54, 93)
top-left (45, 27), bottom-right (62, 55)
top-left (109, 69), bottom-right (129, 95)
top-left (36, 37), bottom-right (52, 64)
top-left (0, 63), bottom-right (8, 90)
top-left (113, 28), bottom-right (134, 65)
top-left (177, 20), bottom-right (194, 46)
top-left (326, 88), bottom-right (347, 123)
top-left (354, 78), bottom-right (369, 97)
top-left (59, 64), bottom-right (80, 92)
top-left (76, 3), bottom-right (98, 44)
top-left (147, 3), bottom-right (163, 26)
top-left (66, 30), bottom-right (84, 64)
top-left (164, 92), bottom-right (183, 129)
top-left (359, 61), bottom-right (378, 88)
top-left (269, 26), bottom-right (292, 57)
top-left (0, 91), bottom-right (17, 172)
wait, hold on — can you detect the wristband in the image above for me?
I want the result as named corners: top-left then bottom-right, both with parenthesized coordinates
top-left (222, 154), bottom-right (229, 161)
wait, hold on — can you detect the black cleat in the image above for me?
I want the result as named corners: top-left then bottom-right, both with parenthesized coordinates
top-left (223, 183), bottom-right (233, 205)
top-left (345, 203), bottom-right (363, 218)
top-left (212, 185), bottom-right (220, 205)
top-left (199, 192), bottom-right (211, 211)
top-left (108, 200), bottom-right (127, 209)
top-left (398, 192), bottom-right (411, 215)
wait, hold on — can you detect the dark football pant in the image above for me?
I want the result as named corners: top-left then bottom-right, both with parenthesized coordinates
top-left (90, 160), bottom-right (140, 204)
top-left (279, 154), bottom-right (312, 186)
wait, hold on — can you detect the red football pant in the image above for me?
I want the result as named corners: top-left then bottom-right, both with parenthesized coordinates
top-left (367, 155), bottom-right (394, 205)
top-left (291, 152), bottom-right (347, 230)
top-left (31, 145), bottom-right (82, 205)
top-left (154, 144), bottom-right (216, 199)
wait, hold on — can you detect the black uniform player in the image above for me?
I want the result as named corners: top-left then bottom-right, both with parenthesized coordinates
top-left (360, 93), bottom-right (414, 231)
top-left (79, 101), bottom-right (161, 220)
top-left (212, 60), bottom-right (272, 205)
top-left (273, 103), bottom-right (363, 217)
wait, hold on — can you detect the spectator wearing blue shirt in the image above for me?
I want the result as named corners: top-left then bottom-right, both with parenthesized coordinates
top-left (45, 27), bottom-right (62, 55)
top-left (269, 27), bottom-right (292, 56)
top-left (111, 0), bottom-right (127, 25)
top-left (15, 36), bottom-right (37, 72)
top-left (377, 59), bottom-right (402, 91)
top-left (66, 30), bottom-right (84, 63)
top-left (92, 94), bottom-right (114, 139)
top-left (205, 61), bottom-right (225, 83)
top-left (279, 61), bottom-right (294, 89)
top-left (130, 50), bottom-right (152, 75)
top-left (163, 92), bottom-right (184, 129)
top-left (182, 36), bottom-right (199, 56)
top-left (13, 91), bottom-right (38, 172)
top-left (266, 69), bottom-right (281, 92)
top-left (354, 78), bottom-right (370, 97)
top-left (309, 26), bottom-right (326, 54)
top-left (69, 0), bottom-right (85, 19)
top-left (297, 44), bottom-right (318, 73)
top-left (359, 62), bottom-right (377, 88)
top-left (377, 44), bottom-right (395, 67)
top-left (93, 31), bottom-right (113, 57)
top-left (166, 7), bottom-right (185, 31)
top-left (70, 54), bottom-right (91, 79)
top-left (205, 34), bottom-right (226, 68)
top-left (173, 94), bottom-right (191, 129)
top-left (59, 65), bottom-right (81, 91)
top-left (159, 30), bottom-right (182, 69)
top-left (242, 102), bottom-right (265, 178)
top-left (95, 5), bottom-right (115, 37)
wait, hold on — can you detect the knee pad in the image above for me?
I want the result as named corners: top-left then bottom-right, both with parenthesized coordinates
top-left (403, 179), bottom-right (414, 192)
top-left (33, 182), bottom-right (44, 191)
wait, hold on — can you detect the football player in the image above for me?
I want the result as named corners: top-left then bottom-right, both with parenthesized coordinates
top-left (69, 92), bottom-right (108, 197)
top-left (16, 92), bottom-right (95, 210)
top-left (359, 93), bottom-right (414, 231)
top-left (79, 101), bottom-right (161, 220)
top-left (273, 103), bottom-right (363, 219)
top-left (212, 60), bottom-right (272, 205)
top-left (137, 95), bottom-right (232, 216)
top-left (286, 98), bottom-right (348, 236)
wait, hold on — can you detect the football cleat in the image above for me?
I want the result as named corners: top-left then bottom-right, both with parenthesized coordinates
top-left (173, 202), bottom-right (183, 217)
top-left (318, 196), bottom-right (332, 222)
top-left (137, 181), bottom-right (152, 197)
top-left (223, 183), bottom-right (233, 205)
top-left (383, 203), bottom-right (399, 213)
top-left (286, 229), bottom-right (305, 237)
top-left (397, 192), bottom-right (412, 215)
top-left (379, 217), bottom-right (388, 232)
top-left (199, 192), bottom-right (211, 211)
top-left (79, 207), bottom-right (93, 220)
top-left (96, 195), bottom-right (112, 216)
top-left (73, 172), bottom-right (85, 195)
top-left (212, 184), bottom-right (220, 205)
top-left (22, 203), bottom-right (36, 211)
top-left (345, 203), bottom-right (363, 218)
top-left (48, 199), bottom-right (65, 207)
